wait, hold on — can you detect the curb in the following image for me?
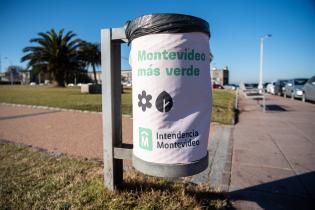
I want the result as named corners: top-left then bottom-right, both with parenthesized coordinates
top-left (189, 124), bottom-right (234, 192)
top-left (0, 102), bottom-right (100, 114)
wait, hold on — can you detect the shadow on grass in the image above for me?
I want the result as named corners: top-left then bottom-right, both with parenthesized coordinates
top-left (119, 179), bottom-right (178, 192)
top-left (118, 178), bottom-right (235, 209)
top-left (186, 190), bottom-right (235, 210)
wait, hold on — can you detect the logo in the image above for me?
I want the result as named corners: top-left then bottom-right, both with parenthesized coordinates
top-left (155, 91), bottom-right (173, 112)
top-left (138, 90), bottom-right (152, 112)
top-left (139, 127), bottom-right (153, 151)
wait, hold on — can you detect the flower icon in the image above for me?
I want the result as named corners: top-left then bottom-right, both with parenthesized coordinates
top-left (138, 90), bottom-right (152, 112)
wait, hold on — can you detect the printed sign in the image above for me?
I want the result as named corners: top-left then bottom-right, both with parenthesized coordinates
top-left (130, 32), bottom-right (212, 164)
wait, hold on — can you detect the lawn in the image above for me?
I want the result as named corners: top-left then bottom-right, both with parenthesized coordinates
top-left (0, 85), bottom-right (235, 124)
top-left (211, 90), bottom-right (235, 125)
top-left (0, 85), bottom-right (132, 115)
top-left (0, 143), bottom-right (232, 209)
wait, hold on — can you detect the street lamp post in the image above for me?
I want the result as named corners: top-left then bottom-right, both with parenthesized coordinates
top-left (258, 34), bottom-right (272, 93)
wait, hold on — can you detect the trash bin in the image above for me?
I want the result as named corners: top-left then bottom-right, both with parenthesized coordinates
top-left (126, 14), bottom-right (212, 177)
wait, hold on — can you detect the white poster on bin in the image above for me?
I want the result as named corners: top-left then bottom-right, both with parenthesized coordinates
top-left (130, 32), bottom-right (212, 164)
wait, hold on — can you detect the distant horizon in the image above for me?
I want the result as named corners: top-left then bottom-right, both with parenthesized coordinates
top-left (65, 67), bottom-right (312, 84)
top-left (0, 64), bottom-right (311, 85)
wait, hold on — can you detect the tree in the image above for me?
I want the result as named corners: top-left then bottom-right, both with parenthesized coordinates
top-left (78, 41), bottom-right (101, 84)
top-left (5, 65), bottom-right (25, 84)
top-left (21, 29), bottom-right (81, 87)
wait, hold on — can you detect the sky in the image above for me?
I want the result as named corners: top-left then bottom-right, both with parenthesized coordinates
top-left (0, 0), bottom-right (314, 83)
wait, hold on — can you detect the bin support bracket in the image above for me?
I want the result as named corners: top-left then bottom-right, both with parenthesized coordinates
top-left (101, 27), bottom-right (128, 191)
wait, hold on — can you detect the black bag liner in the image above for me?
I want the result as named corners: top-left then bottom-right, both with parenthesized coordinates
top-left (125, 13), bottom-right (210, 43)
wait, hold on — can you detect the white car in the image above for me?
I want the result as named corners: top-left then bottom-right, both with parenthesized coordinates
top-left (266, 81), bottom-right (276, 94)
top-left (223, 84), bottom-right (236, 90)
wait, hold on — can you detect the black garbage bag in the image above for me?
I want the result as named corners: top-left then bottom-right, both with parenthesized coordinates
top-left (125, 13), bottom-right (210, 43)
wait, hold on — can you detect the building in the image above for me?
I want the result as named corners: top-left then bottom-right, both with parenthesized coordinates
top-left (0, 72), bottom-right (6, 81)
top-left (87, 70), bottom-right (132, 84)
top-left (87, 71), bottom-right (102, 83)
top-left (20, 71), bottom-right (31, 84)
top-left (86, 70), bottom-right (132, 85)
top-left (121, 70), bottom-right (132, 82)
top-left (0, 70), bottom-right (31, 84)
top-left (211, 66), bottom-right (229, 86)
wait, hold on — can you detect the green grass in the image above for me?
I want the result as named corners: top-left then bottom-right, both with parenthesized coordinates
top-left (0, 143), bottom-right (232, 209)
top-left (212, 90), bottom-right (235, 125)
top-left (0, 85), bottom-right (132, 115)
top-left (0, 85), bottom-right (235, 124)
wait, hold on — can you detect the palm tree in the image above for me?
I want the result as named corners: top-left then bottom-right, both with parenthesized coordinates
top-left (21, 29), bottom-right (81, 87)
top-left (78, 41), bottom-right (101, 84)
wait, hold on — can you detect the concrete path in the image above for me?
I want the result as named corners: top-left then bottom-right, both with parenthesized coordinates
top-left (0, 104), bottom-right (132, 160)
top-left (229, 94), bottom-right (315, 209)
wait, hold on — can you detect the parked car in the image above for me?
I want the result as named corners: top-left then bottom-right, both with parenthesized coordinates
top-left (303, 76), bottom-right (315, 102)
top-left (266, 81), bottom-right (276, 94)
top-left (212, 83), bottom-right (224, 89)
top-left (284, 78), bottom-right (308, 99)
top-left (263, 82), bottom-right (269, 92)
top-left (223, 84), bottom-right (237, 90)
top-left (244, 83), bottom-right (258, 89)
top-left (274, 79), bottom-right (288, 96)
top-left (122, 81), bottom-right (132, 87)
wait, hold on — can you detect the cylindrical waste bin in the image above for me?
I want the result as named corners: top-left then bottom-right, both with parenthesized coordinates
top-left (126, 14), bottom-right (212, 177)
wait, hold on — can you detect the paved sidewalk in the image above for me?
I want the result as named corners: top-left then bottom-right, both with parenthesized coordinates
top-left (0, 105), bottom-right (132, 160)
top-left (229, 94), bottom-right (315, 209)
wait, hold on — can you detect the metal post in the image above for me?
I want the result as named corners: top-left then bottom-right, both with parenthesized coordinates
top-left (263, 95), bottom-right (266, 112)
top-left (101, 28), bottom-right (127, 191)
top-left (258, 38), bottom-right (264, 93)
top-left (258, 34), bottom-right (271, 94)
